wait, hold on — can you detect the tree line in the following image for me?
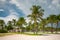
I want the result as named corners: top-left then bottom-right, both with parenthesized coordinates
top-left (0, 5), bottom-right (60, 34)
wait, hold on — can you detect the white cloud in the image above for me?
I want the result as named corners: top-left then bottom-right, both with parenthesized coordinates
top-left (0, 9), bottom-right (4, 11)
top-left (48, 0), bottom-right (60, 11)
top-left (52, 0), bottom-right (60, 8)
top-left (4, 15), bottom-right (18, 23)
top-left (51, 0), bottom-right (60, 8)
top-left (10, 0), bottom-right (31, 16)
top-left (0, 9), bottom-right (19, 24)
top-left (10, 0), bottom-right (48, 16)
top-left (9, 10), bottom-right (19, 16)
top-left (0, 0), bottom-right (60, 24)
top-left (38, 0), bottom-right (47, 4)
top-left (48, 5), bottom-right (56, 11)
top-left (52, 0), bottom-right (59, 5)
top-left (0, 0), bottom-right (6, 2)
top-left (0, 15), bottom-right (18, 24)
top-left (25, 17), bottom-right (30, 23)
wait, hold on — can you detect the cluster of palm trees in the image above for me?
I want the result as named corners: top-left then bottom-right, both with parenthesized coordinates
top-left (0, 17), bottom-right (26, 33)
top-left (0, 5), bottom-right (60, 34)
top-left (46, 15), bottom-right (60, 33)
top-left (27, 5), bottom-right (60, 34)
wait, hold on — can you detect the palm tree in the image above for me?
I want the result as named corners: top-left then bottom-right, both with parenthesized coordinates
top-left (47, 15), bottom-right (56, 33)
top-left (55, 14), bottom-right (60, 33)
top-left (12, 19), bottom-right (16, 26)
top-left (0, 19), bottom-right (5, 30)
top-left (40, 19), bottom-right (47, 33)
top-left (7, 21), bottom-right (13, 30)
top-left (28, 21), bottom-right (32, 31)
top-left (27, 5), bottom-right (44, 34)
top-left (17, 17), bottom-right (26, 32)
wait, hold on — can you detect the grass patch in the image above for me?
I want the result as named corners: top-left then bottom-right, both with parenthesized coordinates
top-left (0, 33), bottom-right (16, 37)
top-left (0, 32), bottom-right (60, 37)
top-left (16, 32), bottom-right (60, 36)
top-left (23, 33), bottom-right (43, 36)
top-left (16, 32), bottom-right (43, 36)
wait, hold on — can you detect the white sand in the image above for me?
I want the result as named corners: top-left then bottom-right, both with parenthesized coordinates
top-left (0, 34), bottom-right (60, 40)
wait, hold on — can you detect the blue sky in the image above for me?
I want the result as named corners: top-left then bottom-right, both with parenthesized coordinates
top-left (0, 0), bottom-right (60, 23)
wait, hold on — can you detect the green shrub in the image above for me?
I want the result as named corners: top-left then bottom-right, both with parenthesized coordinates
top-left (0, 29), bottom-right (8, 33)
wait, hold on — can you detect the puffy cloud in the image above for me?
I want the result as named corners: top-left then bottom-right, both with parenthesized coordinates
top-left (52, 0), bottom-right (59, 4)
top-left (4, 14), bottom-right (18, 23)
top-left (10, 0), bottom-right (31, 16)
top-left (0, 9), bottom-right (4, 11)
top-left (10, 0), bottom-right (48, 16)
top-left (48, 0), bottom-right (60, 15)
top-left (48, 5), bottom-right (56, 11)
top-left (25, 17), bottom-right (30, 23)
top-left (48, 0), bottom-right (60, 9)
top-left (52, 0), bottom-right (60, 8)
top-left (0, 0), bottom-right (60, 23)
top-left (0, 9), bottom-right (19, 24)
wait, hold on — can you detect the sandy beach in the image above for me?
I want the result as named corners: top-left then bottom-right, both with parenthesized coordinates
top-left (0, 34), bottom-right (60, 40)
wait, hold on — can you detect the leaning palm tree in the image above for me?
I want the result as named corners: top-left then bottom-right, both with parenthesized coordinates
top-left (47, 15), bottom-right (56, 33)
top-left (27, 5), bottom-right (44, 34)
top-left (17, 17), bottom-right (26, 32)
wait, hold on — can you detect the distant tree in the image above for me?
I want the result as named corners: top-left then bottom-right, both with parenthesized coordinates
top-left (26, 21), bottom-right (32, 31)
top-left (55, 14), bottom-right (60, 33)
top-left (40, 19), bottom-right (47, 33)
top-left (47, 15), bottom-right (56, 33)
top-left (12, 19), bottom-right (16, 26)
top-left (17, 17), bottom-right (26, 32)
top-left (7, 21), bottom-right (13, 30)
top-left (0, 20), bottom-right (5, 30)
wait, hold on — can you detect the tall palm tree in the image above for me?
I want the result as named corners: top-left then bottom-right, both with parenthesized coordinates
top-left (17, 17), bottom-right (26, 32)
top-left (47, 15), bottom-right (56, 33)
top-left (0, 19), bottom-right (5, 30)
top-left (27, 5), bottom-right (44, 34)
top-left (55, 14), bottom-right (60, 33)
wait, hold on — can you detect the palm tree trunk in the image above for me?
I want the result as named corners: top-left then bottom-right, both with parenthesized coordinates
top-left (34, 21), bottom-right (37, 34)
top-left (51, 23), bottom-right (53, 33)
top-left (43, 25), bottom-right (45, 33)
top-left (56, 21), bottom-right (58, 33)
top-left (34, 23), bottom-right (36, 34)
top-left (33, 27), bottom-right (36, 34)
top-left (1, 25), bottom-right (3, 30)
